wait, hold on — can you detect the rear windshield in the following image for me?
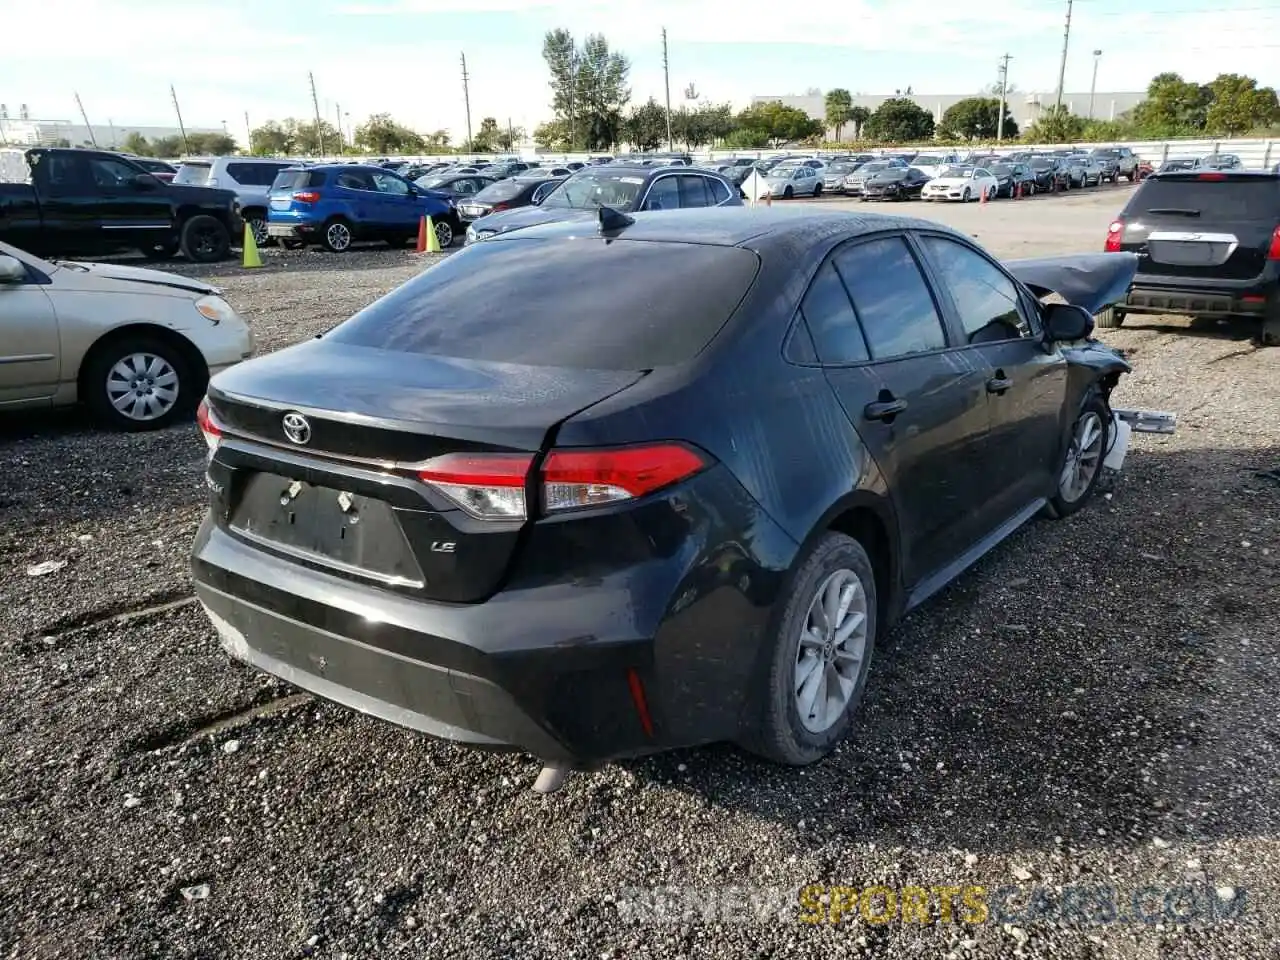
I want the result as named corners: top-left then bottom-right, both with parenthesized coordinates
top-left (173, 162), bottom-right (211, 185)
top-left (327, 238), bottom-right (760, 369)
top-left (473, 179), bottom-right (525, 202)
top-left (271, 169), bottom-right (325, 191)
top-left (1125, 177), bottom-right (1280, 220)
top-left (137, 158), bottom-right (175, 173)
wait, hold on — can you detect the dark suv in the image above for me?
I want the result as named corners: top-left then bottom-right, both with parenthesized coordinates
top-left (1101, 170), bottom-right (1280, 344)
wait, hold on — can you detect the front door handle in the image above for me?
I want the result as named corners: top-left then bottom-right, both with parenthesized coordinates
top-left (986, 375), bottom-right (1012, 394)
top-left (864, 398), bottom-right (908, 421)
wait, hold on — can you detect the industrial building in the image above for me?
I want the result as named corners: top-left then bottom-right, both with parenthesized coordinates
top-left (0, 117), bottom-right (223, 149)
top-left (751, 90), bottom-right (1147, 139)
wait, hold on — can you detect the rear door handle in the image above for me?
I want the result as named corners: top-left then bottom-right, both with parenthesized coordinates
top-left (864, 398), bottom-right (908, 421)
top-left (987, 375), bottom-right (1012, 394)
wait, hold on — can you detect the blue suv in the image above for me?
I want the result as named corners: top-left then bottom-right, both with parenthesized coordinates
top-left (265, 164), bottom-right (459, 252)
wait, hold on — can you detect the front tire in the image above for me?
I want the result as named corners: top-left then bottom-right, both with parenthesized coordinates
top-left (743, 532), bottom-right (877, 766)
top-left (179, 215), bottom-right (230, 263)
top-left (813, 183), bottom-right (823, 198)
top-left (1047, 395), bottom-right (1110, 518)
top-left (783, 186), bottom-right (794, 199)
top-left (83, 336), bottom-right (195, 431)
top-left (433, 218), bottom-right (455, 249)
top-left (962, 187), bottom-right (971, 202)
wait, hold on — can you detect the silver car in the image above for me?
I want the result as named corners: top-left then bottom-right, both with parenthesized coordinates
top-left (821, 162), bottom-right (859, 194)
top-left (172, 157), bottom-right (297, 247)
top-left (765, 164), bottom-right (823, 199)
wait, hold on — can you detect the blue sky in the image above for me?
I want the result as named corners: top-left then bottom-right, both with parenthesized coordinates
top-left (3, 0), bottom-right (1277, 143)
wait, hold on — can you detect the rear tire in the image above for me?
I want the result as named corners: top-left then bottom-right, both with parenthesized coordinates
top-left (1260, 309), bottom-right (1280, 347)
top-left (82, 335), bottom-right (196, 431)
top-left (321, 218), bottom-right (354, 253)
top-left (742, 532), bottom-right (877, 766)
top-left (813, 183), bottom-right (823, 198)
top-left (1096, 306), bottom-right (1125, 328)
top-left (179, 215), bottom-right (230, 263)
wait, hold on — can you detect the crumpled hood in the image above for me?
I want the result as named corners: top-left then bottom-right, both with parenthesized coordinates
top-left (55, 260), bottom-right (219, 296)
top-left (1005, 252), bottom-right (1140, 316)
top-left (55, 259), bottom-right (218, 293)
top-left (470, 205), bottom-right (594, 237)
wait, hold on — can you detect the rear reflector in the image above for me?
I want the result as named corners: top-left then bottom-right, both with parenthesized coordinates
top-left (1104, 219), bottom-right (1124, 252)
top-left (417, 443), bottom-right (710, 520)
top-left (1268, 226), bottom-right (1280, 261)
top-left (292, 191), bottom-right (320, 203)
top-left (196, 398), bottom-right (222, 452)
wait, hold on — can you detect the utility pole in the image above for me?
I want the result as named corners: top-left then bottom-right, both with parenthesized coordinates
top-left (1088, 50), bottom-right (1102, 119)
top-left (244, 111), bottom-right (252, 153)
top-left (661, 27), bottom-right (673, 151)
top-left (508, 117), bottom-right (514, 153)
top-left (108, 118), bottom-right (117, 149)
top-left (460, 53), bottom-right (473, 149)
top-left (74, 92), bottom-right (98, 146)
top-left (308, 71), bottom-right (325, 154)
top-left (335, 102), bottom-right (342, 150)
top-left (568, 50), bottom-right (579, 151)
top-left (1054, 0), bottom-right (1073, 114)
top-left (170, 84), bottom-right (189, 153)
top-left (996, 54), bottom-right (1012, 143)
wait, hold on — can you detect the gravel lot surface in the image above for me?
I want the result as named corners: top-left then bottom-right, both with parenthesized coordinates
top-left (3, 190), bottom-right (1278, 959)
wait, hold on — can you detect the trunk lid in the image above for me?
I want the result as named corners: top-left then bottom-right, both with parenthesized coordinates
top-left (206, 339), bottom-right (643, 602)
top-left (1118, 174), bottom-right (1280, 281)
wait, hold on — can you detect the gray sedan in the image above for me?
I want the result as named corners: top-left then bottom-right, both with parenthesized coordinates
top-left (765, 165), bottom-right (823, 199)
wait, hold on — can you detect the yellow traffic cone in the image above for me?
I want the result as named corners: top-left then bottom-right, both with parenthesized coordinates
top-left (424, 216), bottom-right (442, 254)
top-left (242, 222), bottom-right (262, 268)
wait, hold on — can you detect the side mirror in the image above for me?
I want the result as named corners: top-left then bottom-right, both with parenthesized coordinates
top-left (132, 173), bottom-right (158, 190)
top-left (1044, 302), bottom-right (1095, 342)
top-left (0, 255), bottom-right (26, 283)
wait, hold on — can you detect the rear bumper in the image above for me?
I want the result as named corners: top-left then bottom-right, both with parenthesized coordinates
top-left (190, 466), bottom-right (794, 763)
top-left (1124, 271), bottom-right (1278, 318)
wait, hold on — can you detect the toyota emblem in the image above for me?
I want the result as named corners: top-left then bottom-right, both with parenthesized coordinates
top-left (282, 412), bottom-right (311, 445)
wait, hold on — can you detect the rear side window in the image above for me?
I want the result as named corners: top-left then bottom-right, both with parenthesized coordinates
top-left (799, 262), bottom-right (869, 364)
top-left (227, 162), bottom-right (288, 186)
top-left (833, 237), bottom-right (946, 360)
top-left (327, 239), bottom-right (760, 370)
top-left (1125, 177), bottom-right (1280, 220)
top-left (271, 169), bottom-right (325, 191)
top-left (173, 163), bottom-right (212, 185)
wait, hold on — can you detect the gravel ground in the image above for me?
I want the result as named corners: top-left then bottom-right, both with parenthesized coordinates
top-left (2, 196), bottom-right (1279, 959)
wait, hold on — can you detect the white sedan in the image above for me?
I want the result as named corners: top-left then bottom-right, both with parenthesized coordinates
top-left (0, 241), bottom-right (253, 430)
top-left (920, 165), bottom-right (1000, 202)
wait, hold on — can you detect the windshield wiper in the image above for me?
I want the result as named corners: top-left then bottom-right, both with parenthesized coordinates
top-left (1145, 207), bottom-right (1201, 216)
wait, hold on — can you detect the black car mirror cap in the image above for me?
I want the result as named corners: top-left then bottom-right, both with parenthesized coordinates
top-left (1043, 302), bottom-right (1095, 342)
top-left (132, 173), bottom-right (158, 190)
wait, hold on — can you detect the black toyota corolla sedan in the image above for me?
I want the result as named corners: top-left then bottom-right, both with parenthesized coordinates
top-left (192, 207), bottom-right (1139, 780)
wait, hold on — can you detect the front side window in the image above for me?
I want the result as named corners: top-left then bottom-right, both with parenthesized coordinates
top-left (920, 236), bottom-right (1030, 343)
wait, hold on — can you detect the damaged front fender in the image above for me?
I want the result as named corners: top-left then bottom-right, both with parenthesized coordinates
top-left (1006, 252), bottom-right (1139, 316)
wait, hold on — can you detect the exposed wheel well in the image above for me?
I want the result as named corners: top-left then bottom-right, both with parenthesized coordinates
top-left (828, 507), bottom-right (894, 628)
top-left (78, 324), bottom-right (209, 404)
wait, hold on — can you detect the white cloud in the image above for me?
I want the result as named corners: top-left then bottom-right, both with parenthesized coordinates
top-left (1, 0), bottom-right (1274, 143)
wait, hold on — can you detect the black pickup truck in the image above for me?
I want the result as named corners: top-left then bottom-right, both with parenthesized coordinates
top-left (0, 148), bottom-right (240, 262)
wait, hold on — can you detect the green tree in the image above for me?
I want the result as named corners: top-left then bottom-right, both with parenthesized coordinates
top-left (543, 28), bottom-right (631, 150)
top-left (120, 132), bottom-right (152, 156)
top-left (250, 120), bottom-right (293, 155)
top-left (824, 88), bottom-right (853, 140)
top-left (423, 129), bottom-right (452, 151)
top-left (151, 135), bottom-right (183, 157)
top-left (624, 98), bottom-right (669, 151)
top-left (670, 102), bottom-right (736, 148)
top-left (354, 113), bottom-right (424, 154)
top-left (284, 118), bottom-right (342, 155)
top-left (846, 105), bottom-right (871, 140)
top-left (185, 132), bottom-right (237, 155)
top-left (494, 124), bottom-right (525, 151)
top-left (863, 98), bottom-right (934, 142)
top-left (1025, 104), bottom-right (1086, 144)
top-left (1128, 72), bottom-right (1211, 136)
top-left (1205, 74), bottom-right (1280, 135)
top-left (734, 101), bottom-right (823, 147)
top-left (937, 97), bottom-right (1018, 140)
top-left (533, 118), bottom-right (571, 150)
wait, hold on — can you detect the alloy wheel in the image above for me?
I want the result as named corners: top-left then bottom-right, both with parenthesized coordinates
top-left (795, 569), bottom-right (869, 734)
top-left (325, 222), bottom-right (352, 251)
top-left (1058, 410), bottom-right (1104, 503)
top-left (106, 352), bottom-right (180, 422)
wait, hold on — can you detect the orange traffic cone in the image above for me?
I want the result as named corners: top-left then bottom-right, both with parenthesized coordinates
top-left (979, 186), bottom-right (988, 205)
top-left (764, 191), bottom-right (772, 207)
top-left (415, 216), bottom-right (427, 253)
top-left (1014, 181), bottom-right (1022, 200)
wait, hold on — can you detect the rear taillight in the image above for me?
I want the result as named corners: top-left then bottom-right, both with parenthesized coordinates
top-left (417, 444), bottom-right (709, 521)
top-left (1268, 226), bottom-right (1280, 261)
top-left (1104, 219), bottom-right (1124, 252)
top-left (491, 202), bottom-right (510, 212)
top-left (1196, 172), bottom-right (1227, 181)
top-left (292, 190), bottom-right (320, 203)
top-left (196, 398), bottom-right (222, 452)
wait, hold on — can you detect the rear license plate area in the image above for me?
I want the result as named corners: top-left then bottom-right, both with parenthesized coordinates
top-left (229, 473), bottom-right (425, 586)
top-left (266, 223), bottom-right (296, 236)
top-left (1148, 241), bottom-right (1221, 266)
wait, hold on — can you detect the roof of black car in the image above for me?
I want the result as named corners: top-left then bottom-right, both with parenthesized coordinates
top-left (488, 207), bottom-right (961, 250)
top-left (1151, 169), bottom-right (1278, 179)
